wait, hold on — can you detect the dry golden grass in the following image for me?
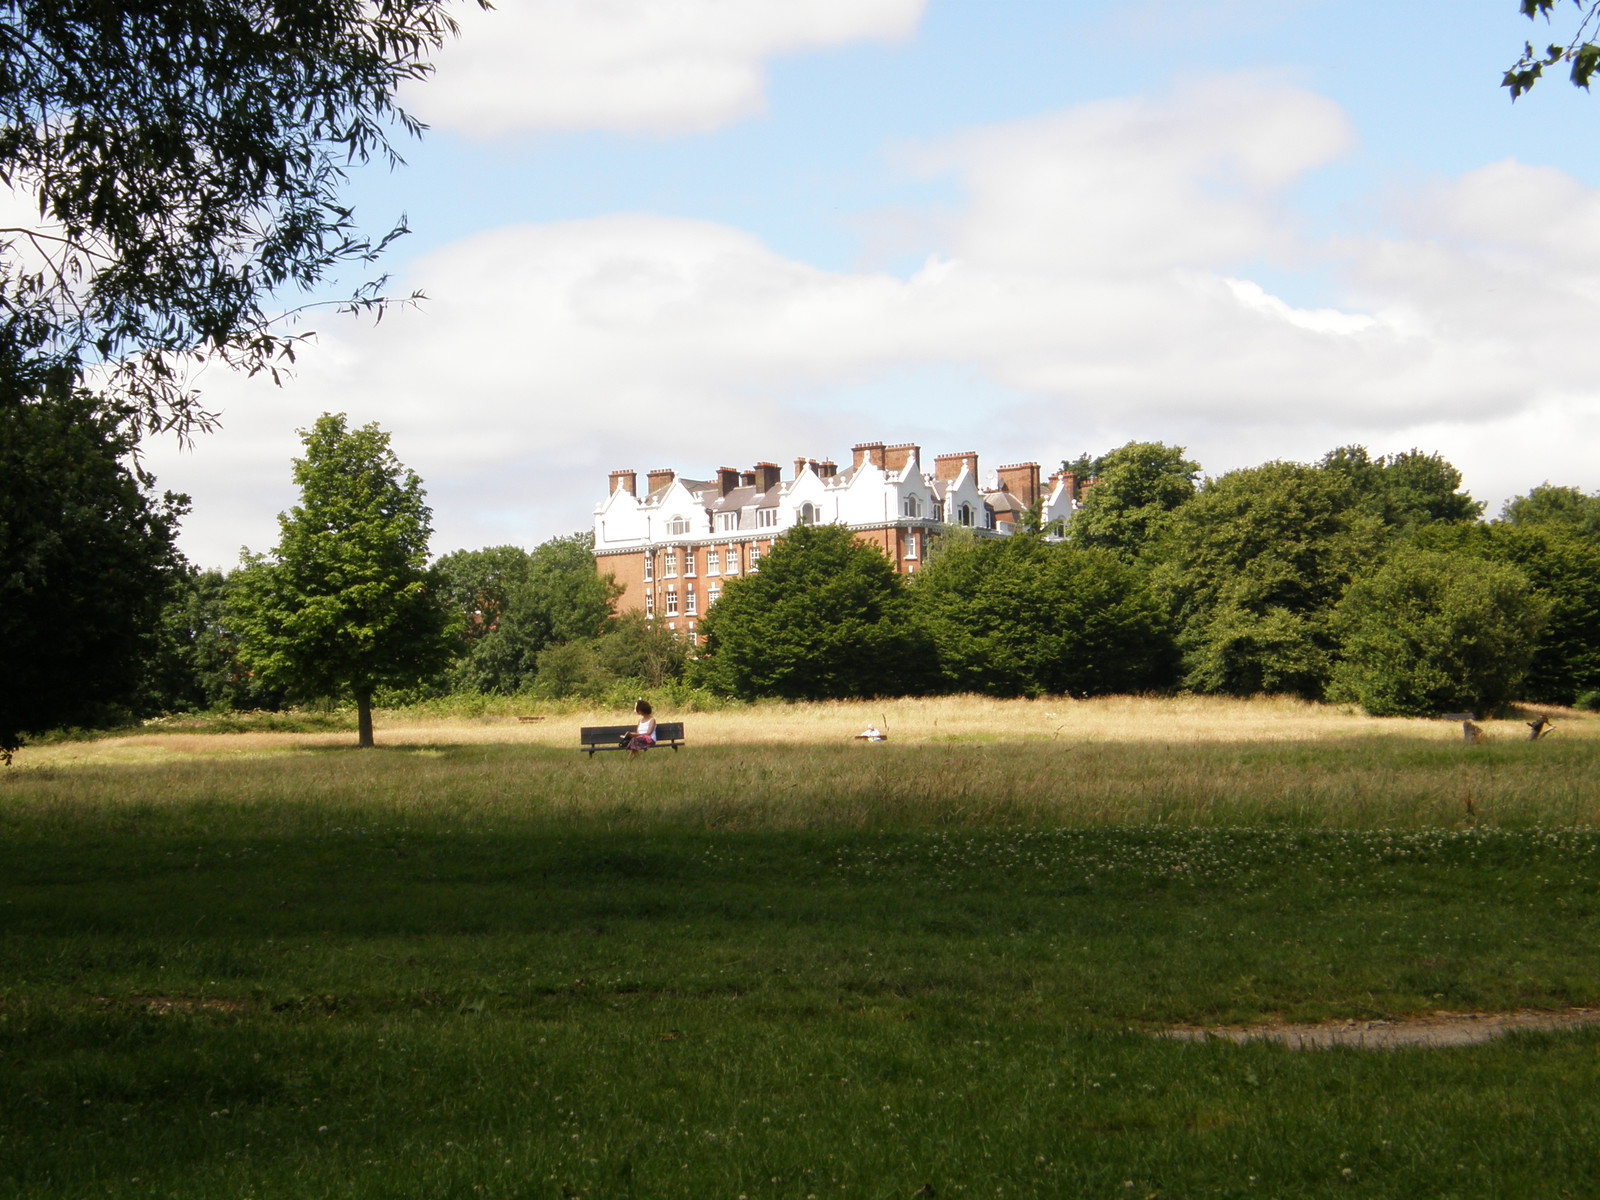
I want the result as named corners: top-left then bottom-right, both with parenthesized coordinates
top-left (19, 693), bottom-right (1596, 770)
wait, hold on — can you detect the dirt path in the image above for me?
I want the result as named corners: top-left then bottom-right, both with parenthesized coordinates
top-left (1164, 1007), bottom-right (1600, 1049)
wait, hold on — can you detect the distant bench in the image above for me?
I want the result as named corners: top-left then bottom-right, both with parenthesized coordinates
top-left (578, 722), bottom-right (687, 756)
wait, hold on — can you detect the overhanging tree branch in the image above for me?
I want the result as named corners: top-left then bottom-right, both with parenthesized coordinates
top-left (1506, 0), bottom-right (1600, 97)
top-left (0, 0), bottom-right (488, 435)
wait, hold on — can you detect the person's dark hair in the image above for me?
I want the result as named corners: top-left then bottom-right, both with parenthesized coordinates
top-left (635, 699), bottom-right (653, 716)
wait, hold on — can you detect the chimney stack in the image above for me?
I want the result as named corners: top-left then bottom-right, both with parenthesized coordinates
top-left (883, 443), bottom-right (920, 476)
top-left (609, 469), bottom-right (637, 497)
top-left (935, 451), bottom-right (978, 484)
top-left (753, 462), bottom-right (782, 492)
top-left (1049, 470), bottom-right (1078, 504)
top-left (851, 441), bottom-right (887, 472)
top-left (996, 462), bottom-right (1040, 508)
top-left (646, 468), bottom-right (675, 494)
top-left (717, 467), bottom-right (740, 497)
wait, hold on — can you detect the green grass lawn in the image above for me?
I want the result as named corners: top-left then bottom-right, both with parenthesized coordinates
top-left (4, 736), bottom-right (1600, 1198)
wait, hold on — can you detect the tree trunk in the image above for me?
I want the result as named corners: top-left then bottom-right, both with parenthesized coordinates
top-left (356, 689), bottom-right (375, 748)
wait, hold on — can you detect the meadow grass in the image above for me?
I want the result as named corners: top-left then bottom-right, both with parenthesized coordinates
top-left (4, 697), bottom-right (1600, 1198)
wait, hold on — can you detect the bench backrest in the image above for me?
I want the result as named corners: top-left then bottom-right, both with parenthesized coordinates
top-left (579, 722), bottom-right (685, 744)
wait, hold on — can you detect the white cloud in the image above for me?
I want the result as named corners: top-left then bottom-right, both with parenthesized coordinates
top-left (147, 76), bottom-right (1600, 566)
top-left (410, 0), bottom-right (926, 136)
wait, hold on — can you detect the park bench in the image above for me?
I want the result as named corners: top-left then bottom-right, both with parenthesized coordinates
top-left (578, 722), bottom-right (686, 757)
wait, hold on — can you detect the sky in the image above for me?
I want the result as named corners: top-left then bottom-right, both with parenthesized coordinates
top-left (139, 0), bottom-right (1600, 569)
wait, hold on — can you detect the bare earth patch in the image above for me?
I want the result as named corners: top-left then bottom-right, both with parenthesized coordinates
top-left (1165, 1007), bottom-right (1600, 1049)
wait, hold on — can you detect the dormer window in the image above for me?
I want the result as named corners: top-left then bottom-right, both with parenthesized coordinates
top-left (757, 508), bottom-right (778, 528)
top-left (667, 516), bottom-right (691, 536)
top-left (798, 502), bottom-right (816, 526)
top-left (718, 512), bottom-right (739, 532)
top-left (903, 495), bottom-right (921, 519)
top-left (958, 502), bottom-right (974, 527)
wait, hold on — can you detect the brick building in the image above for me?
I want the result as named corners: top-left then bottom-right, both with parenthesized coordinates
top-left (594, 442), bottom-right (1080, 642)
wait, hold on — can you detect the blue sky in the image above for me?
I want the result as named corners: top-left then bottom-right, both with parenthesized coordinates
top-left (144, 0), bottom-right (1600, 567)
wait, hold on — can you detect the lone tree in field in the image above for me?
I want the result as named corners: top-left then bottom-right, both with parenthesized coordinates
top-left (234, 414), bottom-right (454, 747)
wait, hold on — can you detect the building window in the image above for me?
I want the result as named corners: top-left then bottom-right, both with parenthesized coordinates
top-left (665, 586), bottom-right (679, 616)
top-left (749, 544), bottom-right (761, 572)
top-left (718, 512), bottom-right (739, 532)
top-left (708, 582), bottom-right (721, 605)
top-left (757, 507), bottom-right (777, 528)
top-left (684, 550), bottom-right (697, 577)
top-left (906, 530), bottom-right (919, 559)
top-left (664, 548), bottom-right (678, 578)
top-left (726, 547), bottom-right (740, 575)
top-left (798, 502), bottom-right (816, 525)
top-left (903, 495), bottom-right (921, 518)
top-left (643, 553), bottom-right (653, 581)
top-left (667, 516), bottom-right (691, 536)
top-left (706, 547), bottom-right (720, 575)
top-left (645, 591), bottom-right (655, 617)
top-left (934, 500), bottom-right (945, 523)
top-left (686, 589), bottom-right (698, 616)
top-left (689, 625), bottom-right (698, 646)
top-left (958, 502), bottom-right (973, 527)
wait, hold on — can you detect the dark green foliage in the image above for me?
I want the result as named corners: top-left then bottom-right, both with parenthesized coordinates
top-left (1059, 450), bottom-right (1104, 487)
top-left (433, 544), bottom-right (533, 649)
top-left (1155, 461), bottom-right (1382, 698)
top-left (0, 389), bottom-right (186, 759)
top-left (695, 523), bottom-right (929, 699)
top-left (1501, 483), bottom-right (1600, 535)
top-left (1182, 603), bottom-right (1337, 699)
top-left (450, 533), bottom-right (621, 694)
top-left (592, 610), bottom-right (690, 690)
top-left (232, 414), bottom-right (455, 746)
top-left (1489, 490), bottom-right (1600, 704)
top-left (1068, 441), bottom-right (1199, 558)
top-left (0, 0), bottom-right (481, 432)
top-left (1331, 548), bottom-right (1546, 717)
top-left (140, 567), bottom-right (287, 715)
top-left (911, 532), bottom-right (1176, 697)
top-left (1506, 1), bottom-right (1600, 97)
top-left (1321, 445), bottom-right (1482, 530)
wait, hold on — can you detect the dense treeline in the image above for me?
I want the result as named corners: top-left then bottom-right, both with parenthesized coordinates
top-left (697, 442), bottom-right (1600, 717)
top-left (12, 428), bottom-right (1600, 755)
